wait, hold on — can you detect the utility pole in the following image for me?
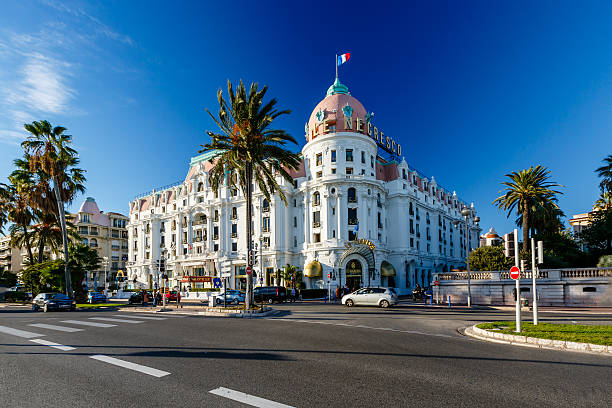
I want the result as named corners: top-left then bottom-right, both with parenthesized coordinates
top-left (102, 256), bottom-right (109, 298)
top-left (514, 229), bottom-right (521, 333)
top-left (532, 240), bottom-right (543, 325)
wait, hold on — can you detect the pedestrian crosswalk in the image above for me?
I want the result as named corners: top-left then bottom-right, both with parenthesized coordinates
top-left (0, 313), bottom-right (171, 378)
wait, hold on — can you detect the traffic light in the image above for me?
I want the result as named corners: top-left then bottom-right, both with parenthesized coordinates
top-left (160, 258), bottom-right (166, 273)
top-left (503, 232), bottom-right (515, 258)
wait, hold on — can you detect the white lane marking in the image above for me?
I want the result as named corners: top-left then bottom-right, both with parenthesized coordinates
top-left (29, 323), bottom-right (83, 333)
top-left (0, 325), bottom-right (45, 338)
top-left (90, 355), bottom-right (170, 377)
top-left (112, 315), bottom-right (165, 320)
top-left (89, 317), bottom-right (143, 324)
top-left (209, 387), bottom-right (294, 408)
top-left (271, 318), bottom-right (453, 338)
top-left (61, 320), bottom-right (117, 328)
top-left (29, 338), bottom-right (76, 351)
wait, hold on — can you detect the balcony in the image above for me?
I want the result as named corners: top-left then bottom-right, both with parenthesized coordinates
top-left (214, 235), bottom-right (219, 240)
top-left (111, 245), bottom-right (120, 250)
top-left (192, 220), bottom-right (206, 226)
top-left (378, 223), bottom-right (383, 229)
top-left (193, 236), bottom-right (203, 243)
top-left (213, 217), bottom-right (219, 223)
top-left (111, 232), bottom-right (120, 238)
top-left (262, 207), bottom-right (270, 213)
top-left (78, 229), bottom-right (89, 235)
top-left (312, 221), bottom-right (321, 228)
top-left (347, 197), bottom-right (358, 204)
top-left (348, 219), bottom-right (358, 225)
top-left (231, 233), bottom-right (238, 238)
top-left (231, 214), bottom-right (237, 220)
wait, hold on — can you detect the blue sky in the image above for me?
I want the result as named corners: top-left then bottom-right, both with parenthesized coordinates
top-left (1, 0), bottom-right (611, 235)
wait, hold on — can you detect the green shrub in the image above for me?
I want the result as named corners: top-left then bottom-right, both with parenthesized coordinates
top-left (4, 291), bottom-right (27, 302)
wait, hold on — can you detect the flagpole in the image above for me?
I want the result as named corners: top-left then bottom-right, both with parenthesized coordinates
top-left (335, 54), bottom-right (338, 80)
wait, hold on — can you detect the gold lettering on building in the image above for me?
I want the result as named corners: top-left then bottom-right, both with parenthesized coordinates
top-left (367, 121), bottom-right (372, 136)
top-left (323, 119), bottom-right (330, 133)
top-left (397, 144), bottom-right (402, 156)
top-left (355, 117), bottom-right (364, 132)
top-left (386, 136), bottom-right (391, 149)
top-left (373, 127), bottom-right (379, 142)
top-left (344, 116), bottom-right (353, 130)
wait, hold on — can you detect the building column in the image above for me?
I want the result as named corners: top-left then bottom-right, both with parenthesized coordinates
top-left (337, 191), bottom-right (344, 242)
top-left (303, 194), bottom-right (310, 245)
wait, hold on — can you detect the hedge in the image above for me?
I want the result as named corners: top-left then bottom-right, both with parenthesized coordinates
top-left (3, 291), bottom-right (28, 302)
top-left (299, 289), bottom-right (328, 299)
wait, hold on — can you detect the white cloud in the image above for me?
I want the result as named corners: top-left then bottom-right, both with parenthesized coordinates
top-left (0, 129), bottom-right (26, 146)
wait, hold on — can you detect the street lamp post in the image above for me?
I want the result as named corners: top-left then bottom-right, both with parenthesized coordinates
top-left (102, 256), bottom-right (109, 298)
top-left (259, 236), bottom-right (264, 309)
top-left (455, 208), bottom-right (480, 308)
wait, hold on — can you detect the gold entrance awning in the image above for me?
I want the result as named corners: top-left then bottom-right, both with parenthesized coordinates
top-left (304, 260), bottom-right (322, 278)
top-left (381, 261), bottom-right (396, 277)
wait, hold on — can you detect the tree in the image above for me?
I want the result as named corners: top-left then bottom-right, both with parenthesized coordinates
top-left (200, 81), bottom-right (301, 309)
top-left (515, 201), bottom-right (565, 237)
top-left (0, 267), bottom-right (17, 288)
top-left (578, 209), bottom-right (612, 256)
top-left (469, 246), bottom-right (515, 271)
top-left (493, 165), bottom-right (563, 251)
top-left (593, 191), bottom-right (612, 211)
top-left (1, 182), bottom-right (35, 265)
top-left (279, 264), bottom-right (302, 288)
top-left (22, 120), bottom-right (86, 298)
top-left (69, 242), bottom-right (101, 301)
top-left (595, 154), bottom-right (612, 194)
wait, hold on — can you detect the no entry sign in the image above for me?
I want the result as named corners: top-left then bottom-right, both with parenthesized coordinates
top-left (246, 266), bottom-right (253, 275)
top-left (510, 266), bottom-right (520, 280)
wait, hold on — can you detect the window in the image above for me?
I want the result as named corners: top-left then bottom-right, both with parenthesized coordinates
top-left (346, 149), bottom-right (353, 162)
top-left (213, 226), bottom-right (219, 240)
top-left (402, 169), bottom-right (407, 180)
top-left (231, 223), bottom-right (238, 238)
top-left (410, 237), bottom-right (414, 247)
top-left (231, 207), bottom-right (238, 219)
top-left (312, 211), bottom-right (321, 227)
top-left (410, 219), bottom-right (414, 234)
top-left (347, 187), bottom-right (357, 203)
top-left (361, 151), bottom-right (366, 164)
top-left (81, 214), bottom-right (90, 223)
top-left (371, 155), bottom-right (374, 168)
top-left (378, 212), bottom-right (383, 229)
top-left (197, 182), bottom-right (204, 192)
top-left (232, 242), bottom-right (238, 252)
top-left (263, 236), bottom-right (270, 248)
top-left (331, 150), bottom-right (336, 162)
top-left (231, 188), bottom-right (238, 197)
top-left (313, 233), bottom-right (321, 243)
top-left (346, 167), bottom-right (353, 175)
top-left (316, 153), bottom-right (322, 166)
top-left (214, 243), bottom-right (219, 251)
top-left (331, 168), bottom-right (336, 174)
top-left (294, 217), bottom-right (297, 227)
top-left (348, 208), bottom-right (357, 225)
top-left (313, 191), bottom-right (320, 206)
top-left (262, 199), bottom-right (270, 212)
top-left (263, 216), bottom-right (270, 232)
top-left (214, 210), bottom-right (219, 222)
top-left (293, 199), bottom-right (297, 207)
top-left (316, 171), bottom-right (322, 178)
top-left (294, 236), bottom-right (297, 247)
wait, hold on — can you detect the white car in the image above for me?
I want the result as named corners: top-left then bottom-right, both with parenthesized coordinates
top-left (342, 287), bottom-right (398, 308)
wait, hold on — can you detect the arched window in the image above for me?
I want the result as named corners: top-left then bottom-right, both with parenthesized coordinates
top-left (347, 188), bottom-right (357, 203)
top-left (82, 238), bottom-right (88, 245)
top-left (262, 198), bottom-right (270, 212)
top-left (197, 182), bottom-right (204, 192)
top-left (313, 192), bottom-right (320, 206)
top-left (90, 238), bottom-right (97, 248)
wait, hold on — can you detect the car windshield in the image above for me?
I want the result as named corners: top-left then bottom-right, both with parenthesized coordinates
top-left (52, 294), bottom-right (69, 300)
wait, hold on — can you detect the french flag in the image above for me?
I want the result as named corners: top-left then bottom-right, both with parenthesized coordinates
top-left (337, 53), bottom-right (351, 66)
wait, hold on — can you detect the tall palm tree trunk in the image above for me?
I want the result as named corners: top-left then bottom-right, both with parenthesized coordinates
top-left (245, 162), bottom-right (253, 309)
top-left (22, 222), bottom-right (34, 265)
top-left (53, 177), bottom-right (72, 298)
top-left (38, 236), bottom-right (45, 264)
top-left (522, 206), bottom-right (529, 252)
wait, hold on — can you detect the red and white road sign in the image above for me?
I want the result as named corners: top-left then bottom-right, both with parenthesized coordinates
top-left (327, 273), bottom-right (331, 279)
top-left (246, 266), bottom-right (253, 275)
top-left (433, 280), bottom-right (440, 286)
top-left (510, 266), bottom-right (520, 280)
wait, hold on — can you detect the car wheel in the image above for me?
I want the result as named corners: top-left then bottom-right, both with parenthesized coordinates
top-left (232, 299), bottom-right (239, 305)
top-left (216, 298), bottom-right (222, 305)
top-left (43, 304), bottom-right (48, 313)
top-left (345, 299), bottom-right (354, 307)
top-left (268, 298), bottom-right (274, 304)
top-left (380, 300), bottom-right (390, 308)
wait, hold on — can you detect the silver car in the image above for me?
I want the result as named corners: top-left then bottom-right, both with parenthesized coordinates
top-left (342, 287), bottom-right (398, 308)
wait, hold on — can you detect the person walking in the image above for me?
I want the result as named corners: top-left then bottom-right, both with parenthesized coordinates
top-left (152, 290), bottom-right (158, 307)
top-left (143, 290), bottom-right (149, 306)
top-left (291, 287), bottom-right (296, 303)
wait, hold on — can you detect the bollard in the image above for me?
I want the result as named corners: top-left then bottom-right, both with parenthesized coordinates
top-left (448, 295), bottom-right (452, 308)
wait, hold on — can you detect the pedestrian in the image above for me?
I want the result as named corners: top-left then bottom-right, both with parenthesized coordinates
top-left (156, 291), bottom-right (162, 306)
top-left (291, 287), bottom-right (296, 303)
top-left (152, 290), bottom-right (158, 307)
top-left (143, 290), bottom-right (149, 306)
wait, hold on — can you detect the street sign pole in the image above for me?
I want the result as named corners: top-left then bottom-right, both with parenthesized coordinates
top-left (531, 238), bottom-right (538, 325)
top-left (513, 229), bottom-right (521, 333)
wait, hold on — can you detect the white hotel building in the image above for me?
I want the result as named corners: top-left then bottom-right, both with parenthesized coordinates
top-left (127, 79), bottom-right (481, 295)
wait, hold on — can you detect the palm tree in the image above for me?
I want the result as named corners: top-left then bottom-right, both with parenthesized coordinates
top-left (22, 120), bottom-right (87, 298)
top-left (200, 81), bottom-right (301, 308)
top-left (515, 200), bottom-right (565, 237)
top-left (493, 165), bottom-right (563, 251)
top-left (30, 211), bottom-right (80, 264)
top-left (593, 191), bottom-right (612, 211)
top-left (595, 154), bottom-right (612, 194)
top-left (2, 183), bottom-right (36, 265)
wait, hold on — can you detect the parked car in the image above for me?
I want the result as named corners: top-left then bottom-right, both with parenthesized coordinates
top-left (214, 290), bottom-right (245, 305)
top-left (87, 292), bottom-right (107, 304)
top-left (164, 291), bottom-right (181, 302)
top-left (128, 291), bottom-right (153, 304)
top-left (342, 287), bottom-right (398, 308)
top-left (32, 293), bottom-right (76, 312)
top-left (253, 286), bottom-right (287, 304)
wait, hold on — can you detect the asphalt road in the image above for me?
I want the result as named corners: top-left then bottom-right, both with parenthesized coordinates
top-left (0, 302), bottom-right (610, 408)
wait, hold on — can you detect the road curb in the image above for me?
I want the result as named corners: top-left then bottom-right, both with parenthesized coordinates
top-left (465, 324), bottom-right (612, 356)
top-left (117, 307), bottom-right (280, 318)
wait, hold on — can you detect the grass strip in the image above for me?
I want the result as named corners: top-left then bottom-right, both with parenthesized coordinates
top-left (76, 303), bottom-right (124, 308)
top-left (477, 321), bottom-right (612, 346)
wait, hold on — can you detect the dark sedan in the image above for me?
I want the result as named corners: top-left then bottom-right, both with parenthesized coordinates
top-left (128, 291), bottom-right (153, 304)
top-left (32, 293), bottom-right (76, 312)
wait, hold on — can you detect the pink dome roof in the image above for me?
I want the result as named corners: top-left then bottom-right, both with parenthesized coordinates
top-left (307, 79), bottom-right (368, 142)
top-left (79, 197), bottom-right (101, 215)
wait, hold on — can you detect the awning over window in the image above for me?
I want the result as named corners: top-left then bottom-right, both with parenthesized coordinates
top-left (380, 261), bottom-right (396, 277)
top-left (304, 260), bottom-right (322, 278)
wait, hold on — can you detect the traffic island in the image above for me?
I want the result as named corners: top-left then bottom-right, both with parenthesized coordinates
top-left (465, 321), bottom-right (612, 355)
